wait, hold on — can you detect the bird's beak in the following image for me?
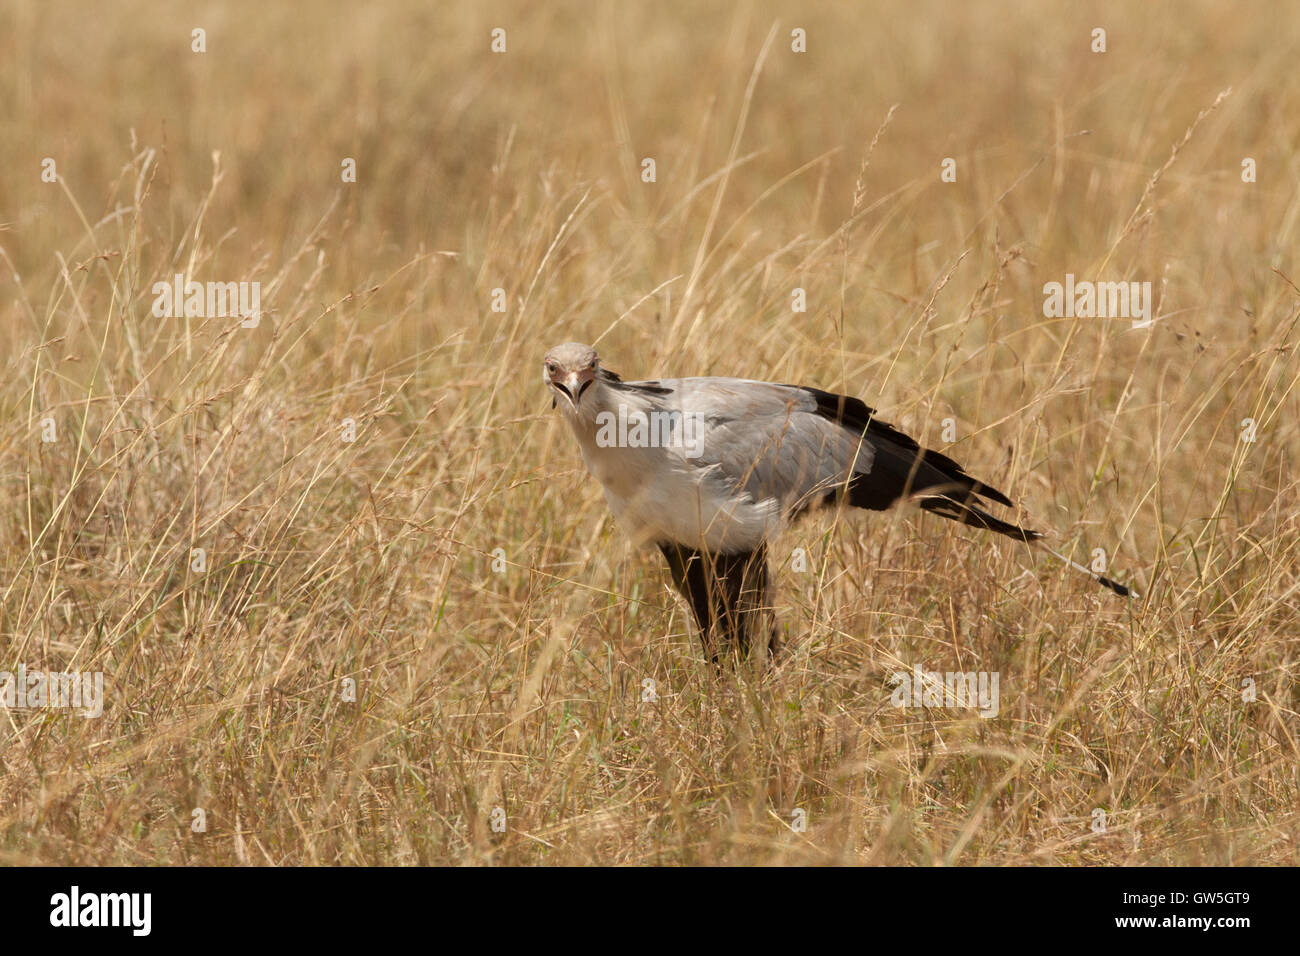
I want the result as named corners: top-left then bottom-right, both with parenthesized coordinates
top-left (549, 370), bottom-right (593, 409)
top-left (564, 373), bottom-right (584, 405)
top-left (556, 372), bottom-right (594, 408)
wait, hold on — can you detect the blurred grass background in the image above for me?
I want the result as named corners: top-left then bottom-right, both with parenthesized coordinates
top-left (0, 0), bottom-right (1297, 864)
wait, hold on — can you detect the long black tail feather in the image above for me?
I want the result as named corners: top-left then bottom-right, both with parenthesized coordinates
top-left (917, 495), bottom-right (1042, 543)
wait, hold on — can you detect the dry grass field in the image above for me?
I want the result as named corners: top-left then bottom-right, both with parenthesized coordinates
top-left (1, 0), bottom-right (1297, 865)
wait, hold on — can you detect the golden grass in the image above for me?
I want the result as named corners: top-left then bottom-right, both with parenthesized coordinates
top-left (1, 0), bottom-right (1297, 864)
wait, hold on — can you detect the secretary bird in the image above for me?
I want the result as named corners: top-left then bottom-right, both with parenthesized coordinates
top-left (543, 342), bottom-right (1131, 663)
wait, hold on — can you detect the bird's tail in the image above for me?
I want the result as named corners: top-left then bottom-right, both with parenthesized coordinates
top-left (918, 495), bottom-right (1041, 543)
top-left (1033, 543), bottom-right (1136, 598)
top-left (917, 494), bottom-right (1135, 598)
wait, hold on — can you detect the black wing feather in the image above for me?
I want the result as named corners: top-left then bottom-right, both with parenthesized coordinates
top-left (794, 384), bottom-right (1016, 508)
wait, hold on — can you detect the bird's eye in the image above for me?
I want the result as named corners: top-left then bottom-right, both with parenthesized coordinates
top-left (545, 362), bottom-right (557, 374)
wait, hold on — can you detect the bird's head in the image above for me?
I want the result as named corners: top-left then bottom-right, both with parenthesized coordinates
top-left (543, 342), bottom-right (600, 411)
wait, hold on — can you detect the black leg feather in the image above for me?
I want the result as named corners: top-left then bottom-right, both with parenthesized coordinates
top-left (657, 542), bottom-right (778, 663)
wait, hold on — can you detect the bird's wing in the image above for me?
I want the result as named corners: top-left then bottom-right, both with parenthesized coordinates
top-left (632, 376), bottom-right (871, 512)
top-left (628, 375), bottom-right (1014, 515)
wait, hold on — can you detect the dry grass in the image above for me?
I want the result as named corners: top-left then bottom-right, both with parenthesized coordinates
top-left (1, 0), bottom-right (1297, 865)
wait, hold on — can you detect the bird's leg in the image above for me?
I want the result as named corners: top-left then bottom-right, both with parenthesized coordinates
top-left (709, 547), bottom-right (768, 660)
top-left (657, 543), bottom-right (722, 663)
top-left (741, 549), bottom-right (780, 665)
top-left (658, 543), bottom-right (776, 664)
